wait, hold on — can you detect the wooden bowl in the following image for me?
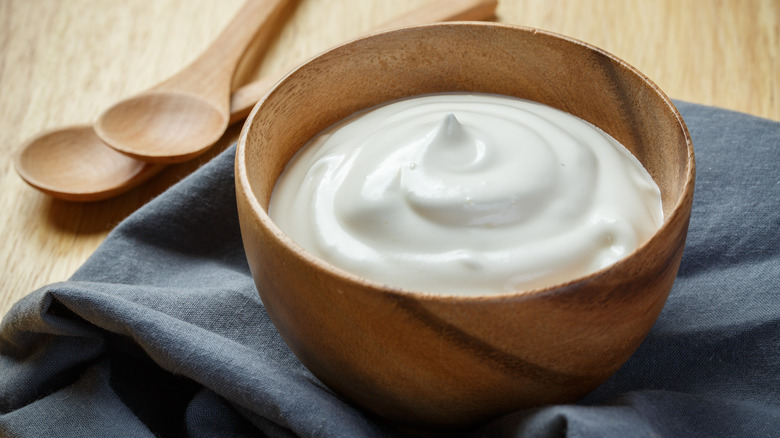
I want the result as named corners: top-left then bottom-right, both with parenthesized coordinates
top-left (235, 22), bottom-right (695, 430)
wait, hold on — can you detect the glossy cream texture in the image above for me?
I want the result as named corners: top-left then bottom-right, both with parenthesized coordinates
top-left (269, 93), bottom-right (663, 295)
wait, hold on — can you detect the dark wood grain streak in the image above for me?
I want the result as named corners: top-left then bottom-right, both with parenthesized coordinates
top-left (386, 293), bottom-right (603, 387)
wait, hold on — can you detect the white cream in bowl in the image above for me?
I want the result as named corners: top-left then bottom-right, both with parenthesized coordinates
top-left (269, 93), bottom-right (663, 295)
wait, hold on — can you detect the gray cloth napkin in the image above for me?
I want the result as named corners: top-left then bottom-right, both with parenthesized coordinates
top-left (1, 101), bottom-right (779, 437)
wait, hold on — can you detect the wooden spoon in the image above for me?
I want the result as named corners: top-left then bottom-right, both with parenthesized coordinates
top-left (15, 0), bottom-right (498, 202)
top-left (14, 77), bottom-right (274, 202)
top-left (93, 0), bottom-right (292, 164)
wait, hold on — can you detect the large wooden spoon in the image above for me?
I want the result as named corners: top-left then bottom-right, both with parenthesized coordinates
top-left (93, 0), bottom-right (292, 164)
top-left (15, 0), bottom-right (498, 202)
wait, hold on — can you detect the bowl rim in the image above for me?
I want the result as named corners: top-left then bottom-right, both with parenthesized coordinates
top-left (236, 21), bottom-right (696, 302)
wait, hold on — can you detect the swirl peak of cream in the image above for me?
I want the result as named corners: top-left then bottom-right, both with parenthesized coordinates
top-left (269, 93), bottom-right (663, 295)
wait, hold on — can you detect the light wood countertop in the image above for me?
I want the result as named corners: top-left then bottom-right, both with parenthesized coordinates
top-left (1, 0), bottom-right (777, 318)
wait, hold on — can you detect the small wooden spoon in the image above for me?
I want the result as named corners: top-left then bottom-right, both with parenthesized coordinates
top-left (94, 0), bottom-right (292, 164)
top-left (15, 0), bottom-right (498, 202)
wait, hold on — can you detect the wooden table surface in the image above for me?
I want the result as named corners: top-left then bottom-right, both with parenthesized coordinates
top-left (1, 0), bottom-right (778, 319)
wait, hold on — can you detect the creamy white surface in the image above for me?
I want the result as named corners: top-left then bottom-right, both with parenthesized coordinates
top-left (269, 93), bottom-right (663, 295)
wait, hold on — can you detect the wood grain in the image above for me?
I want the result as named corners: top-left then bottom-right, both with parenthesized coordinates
top-left (0, 0), bottom-right (777, 318)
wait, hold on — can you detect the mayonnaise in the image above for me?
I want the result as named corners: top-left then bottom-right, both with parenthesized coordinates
top-left (269, 93), bottom-right (663, 295)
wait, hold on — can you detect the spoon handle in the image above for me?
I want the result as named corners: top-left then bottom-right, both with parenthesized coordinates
top-left (378, 0), bottom-right (497, 28)
top-left (157, 0), bottom-right (294, 101)
top-left (228, 0), bottom-right (498, 124)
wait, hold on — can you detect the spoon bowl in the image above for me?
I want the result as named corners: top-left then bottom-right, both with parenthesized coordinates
top-left (14, 126), bottom-right (165, 201)
top-left (95, 92), bottom-right (227, 163)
